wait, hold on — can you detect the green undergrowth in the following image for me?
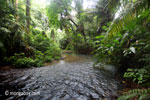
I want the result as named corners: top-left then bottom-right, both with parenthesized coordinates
top-left (93, 2), bottom-right (150, 99)
top-left (1, 30), bottom-right (62, 68)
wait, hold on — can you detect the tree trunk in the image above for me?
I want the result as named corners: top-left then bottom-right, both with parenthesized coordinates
top-left (15, 0), bottom-right (18, 21)
top-left (96, 13), bottom-right (112, 35)
top-left (15, 0), bottom-right (18, 9)
top-left (26, 0), bottom-right (31, 34)
top-left (80, 23), bottom-right (86, 42)
top-left (69, 18), bottom-right (78, 28)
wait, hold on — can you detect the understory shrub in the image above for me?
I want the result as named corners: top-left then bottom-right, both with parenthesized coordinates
top-left (3, 53), bottom-right (43, 68)
top-left (118, 89), bottom-right (150, 100)
top-left (94, 4), bottom-right (150, 100)
top-left (61, 34), bottom-right (95, 54)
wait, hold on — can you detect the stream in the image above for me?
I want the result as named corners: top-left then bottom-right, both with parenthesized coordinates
top-left (0, 53), bottom-right (121, 100)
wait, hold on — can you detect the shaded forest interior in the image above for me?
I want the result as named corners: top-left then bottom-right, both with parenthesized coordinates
top-left (0, 0), bottom-right (150, 99)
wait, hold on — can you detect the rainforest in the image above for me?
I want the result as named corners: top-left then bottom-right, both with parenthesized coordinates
top-left (0, 0), bottom-right (150, 100)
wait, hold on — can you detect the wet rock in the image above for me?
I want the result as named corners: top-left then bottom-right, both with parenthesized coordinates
top-left (90, 92), bottom-right (100, 99)
top-left (0, 54), bottom-right (121, 100)
top-left (76, 95), bottom-right (89, 100)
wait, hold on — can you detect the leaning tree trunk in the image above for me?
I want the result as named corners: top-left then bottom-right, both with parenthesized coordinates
top-left (80, 23), bottom-right (86, 42)
top-left (96, 11), bottom-right (113, 35)
top-left (26, 0), bottom-right (31, 34)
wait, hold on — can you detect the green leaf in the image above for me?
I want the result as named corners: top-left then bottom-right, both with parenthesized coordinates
top-left (95, 35), bottom-right (104, 39)
top-left (130, 47), bottom-right (136, 53)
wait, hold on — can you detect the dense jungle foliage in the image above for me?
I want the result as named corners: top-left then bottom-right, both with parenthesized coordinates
top-left (0, 0), bottom-right (61, 67)
top-left (0, 0), bottom-right (150, 99)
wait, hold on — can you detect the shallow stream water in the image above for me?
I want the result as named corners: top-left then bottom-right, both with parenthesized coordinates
top-left (0, 53), bottom-right (121, 100)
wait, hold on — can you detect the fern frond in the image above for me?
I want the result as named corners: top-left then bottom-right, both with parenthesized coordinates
top-left (118, 89), bottom-right (150, 100)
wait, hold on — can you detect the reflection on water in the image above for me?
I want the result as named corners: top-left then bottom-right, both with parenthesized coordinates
top-left (0, 53), bottom-right (121, 100)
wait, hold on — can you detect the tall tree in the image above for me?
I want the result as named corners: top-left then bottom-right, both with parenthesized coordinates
top-left (26, 0), bottom-right (31, 33)
top-left (15, 0), bottom-right (18, 21)
top-left (15, 0), bottom-right (18, 9)
top-left (95, 0), bottom-right (120, 34)
top-left (74, 0), bottom-right (87, 42)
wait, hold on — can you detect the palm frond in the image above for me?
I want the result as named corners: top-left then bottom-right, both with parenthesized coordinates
top-left (106, 0), bottom-right (150, 39)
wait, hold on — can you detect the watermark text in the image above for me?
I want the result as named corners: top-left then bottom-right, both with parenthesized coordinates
top-left (5, 90), bottom-right (40, 96)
